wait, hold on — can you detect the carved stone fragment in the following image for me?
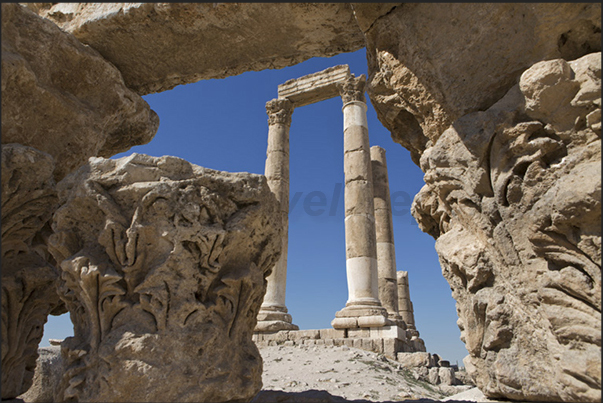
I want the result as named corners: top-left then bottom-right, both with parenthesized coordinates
top-left (48, 153), bottom-right (281, 402)
top-left (411, 53), bottom-right (601, 402)
top-left (1, 144), bottom-right (65, 399)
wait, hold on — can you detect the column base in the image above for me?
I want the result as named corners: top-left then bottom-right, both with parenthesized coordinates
top-left (331, 304), bottom-right (390, 329)
top-left (255, 306), bottom-right (299, 332)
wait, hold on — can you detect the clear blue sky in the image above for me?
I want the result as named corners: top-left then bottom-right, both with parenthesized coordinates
top-left (43, 48), bottom-right (469, 366)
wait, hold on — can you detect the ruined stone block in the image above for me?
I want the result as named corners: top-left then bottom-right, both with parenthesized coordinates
top-left (383, 338), bottom-right (403, 360)
top-left (397, 352), bottom-right (433, 368)
top-left (438, 367), bottom-right (456, 386)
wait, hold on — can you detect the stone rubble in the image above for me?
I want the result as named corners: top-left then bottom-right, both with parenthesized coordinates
top-left (255, 343), bottom-right (473, 402)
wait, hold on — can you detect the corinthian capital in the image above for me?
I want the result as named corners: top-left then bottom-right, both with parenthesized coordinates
top-left (337, 74), bottom-right (366, 104)
top-left (266, 98), bottom-right (294, 126)
top-left (48, 153), bottom-right (282, 402)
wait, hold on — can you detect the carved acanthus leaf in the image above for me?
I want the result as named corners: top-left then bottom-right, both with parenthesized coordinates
top-left (337, 74), bottom-right (366, 104)
top-left (266, 98), bottom-right (294, 126)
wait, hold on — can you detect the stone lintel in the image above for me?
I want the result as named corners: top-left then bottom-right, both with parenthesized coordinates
top-left (277, 64), bottom-right (351, 107)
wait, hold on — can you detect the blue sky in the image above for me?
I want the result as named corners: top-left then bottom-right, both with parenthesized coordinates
top-left (43, 48), bottom-right (469, 366)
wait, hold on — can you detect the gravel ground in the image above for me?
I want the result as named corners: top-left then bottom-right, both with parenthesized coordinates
top-left (254, 343), bottom-right (476, 402)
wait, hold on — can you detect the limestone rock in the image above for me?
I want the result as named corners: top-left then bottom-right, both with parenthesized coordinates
top-left (396, 352), bottom-right (433, 368)
top-left (428, 367), bottom-right (440, 385)
top-left (29, 3), bottom-right (366, 95)
top-left (1, 144), bottom-right (65, 400)
top-left (1, 3), bottom-right (159, 180)
top-left (17, 346), bottom-right (62, 403)
top-left (438, 367), bottom-right (457, 386)
top-left (349, 3), bottom-right (400, 34)
top-left (47, 153), bottom-right (281, 402)
top-left (363, 3), bottom-right (601, 163)
top-left (411, 53), bottom-right (601, 402)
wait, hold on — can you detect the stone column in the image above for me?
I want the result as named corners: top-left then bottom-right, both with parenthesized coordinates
top-left (371, 146), bottom-right (403, 325)
top-left (397, 271), bottom-right (426, 351)
top-left (255, 98), bottom-right (299, 332)
top-left (397, 271), bottom-right (416, 330)
top-left (332, 74), bottom-right (388, 329)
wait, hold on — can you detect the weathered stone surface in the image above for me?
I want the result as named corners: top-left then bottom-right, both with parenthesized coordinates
top-left (411, 53), bottom-right (601, 402)
top-left (1, 144), bottom-right (65, 400)
top-left (454, 368), bottom-right (476, 388)
top-left (47, 153), bottom-right (282, 402)
top-left (2, 3), bottom-right (159, 180)
top-left (29, 3), bottom-right (366, 95)
top-left (349, 3), bottom-right (400, 34)
top-left (364, 3), bottom-right (601, 164)
top-left (396, 352), bottom-right (433, 368)
top-left (17, 346), bottom-right (62, 403)
top-left (438, 367), bottom-right (457, 386)
top-left (428, 367), bottom-right (440, 385)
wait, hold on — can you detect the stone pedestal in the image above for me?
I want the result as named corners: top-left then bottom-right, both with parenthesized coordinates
top-left (47, 154), bottom-right (282, 402)
top-left (332, 74), bottom-right (388, 329)
top-left (371, 146), bottom-right (404, 325)
top-left (256, 99), bottom-right (299, 332)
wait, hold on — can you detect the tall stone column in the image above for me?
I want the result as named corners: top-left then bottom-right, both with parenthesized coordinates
top-left (370, 146), bottom-right (403, 325)
top-left (256, 98), bottom-right (299, 332)
top-left (332, 74), bottom-right (388, 330)
top-left (397, 271), bottom-right (425, 351)
top-left (397, 271), bottom-right (416, 330)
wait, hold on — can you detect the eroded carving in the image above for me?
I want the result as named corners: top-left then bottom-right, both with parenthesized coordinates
top-left (1, 144), bottom-right (64, 399)
top-left (337, 74), bottom-right (367, 104)
top-left (266, 98), bottom-right (294, 126)
top-left (48, 153), bottom-right (281, 402)
top-left (411, 53), bottom-right (601, 402)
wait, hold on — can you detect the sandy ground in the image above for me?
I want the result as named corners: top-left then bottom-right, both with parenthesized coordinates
top-left (253, 343), bottom-right (479, 402)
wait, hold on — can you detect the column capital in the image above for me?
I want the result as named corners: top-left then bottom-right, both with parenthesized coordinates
top-left (337, 74), bottom-right (366, 104)
top-left (266, 98), bottom-right (294, 126)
